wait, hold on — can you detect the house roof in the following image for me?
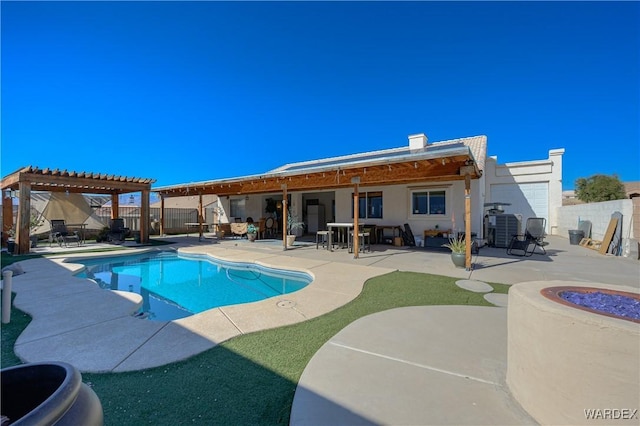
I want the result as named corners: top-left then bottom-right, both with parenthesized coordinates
top-left (624, 181), bottom-right (640, 197)
top-left (270, 135), bottom-right (487, 174)
top-left (154, 135), bottom-right (487, 197)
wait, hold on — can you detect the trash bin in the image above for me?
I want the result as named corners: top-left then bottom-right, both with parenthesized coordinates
top-left (568, 230), bottom-right (584, 245)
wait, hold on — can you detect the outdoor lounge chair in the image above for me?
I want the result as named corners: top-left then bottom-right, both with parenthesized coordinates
top-left (107, 218), bottom-right (130, 244)
top-left (49, 219), bottom-right (80, 247)
top-left (507, 217), bottom-right (547, 256)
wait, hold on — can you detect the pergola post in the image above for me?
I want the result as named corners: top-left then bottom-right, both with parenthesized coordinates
top-left (198, 193), bottom-right (204, 240)
top-left (464, 174), bottom-right (472, 270)
top-left (2, 192), bottom-right (13, 248)
top-left (140, 189), bottom-right (150, 244)
top-left (160, 196), bottom-right (165, 236)
top-left (111, 193), bottom-right (119, 220)
top-left (282, 184), bottom-right (288, 250)
top-left (16, 181), bottom-right (31, 254)
top-left (352, 177), bottom-right (360, 258)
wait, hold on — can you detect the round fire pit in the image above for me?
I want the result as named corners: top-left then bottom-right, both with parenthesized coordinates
top-left (542, 286), bottom-right (640, 322)
top-left (507, 281), bottom-right (640, 425)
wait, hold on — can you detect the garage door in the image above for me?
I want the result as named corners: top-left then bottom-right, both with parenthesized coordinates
top-left (490, 182), bottom-right (549, 233)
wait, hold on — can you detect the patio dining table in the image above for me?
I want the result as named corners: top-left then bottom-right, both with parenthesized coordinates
top-left (327, 222), bottom-right (354, 252)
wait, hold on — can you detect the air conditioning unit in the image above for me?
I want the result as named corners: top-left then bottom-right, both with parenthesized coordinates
top-left (485, 214), bottom-right (521, 248)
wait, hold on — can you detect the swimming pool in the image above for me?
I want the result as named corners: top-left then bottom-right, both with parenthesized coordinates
top-left (74, 251), bottom-right (312, 321)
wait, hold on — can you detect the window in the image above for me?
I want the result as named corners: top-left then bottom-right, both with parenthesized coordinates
top-left (352, 192), bottom-right (383, 219)
top-left (230, 198), bottom-right (246, 220)
top-left (411, 189), bottom-right (446, 215)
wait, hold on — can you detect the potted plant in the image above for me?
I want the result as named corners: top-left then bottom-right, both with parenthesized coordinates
top-left (285, 211), bottom-right (305, 246)
top-left (95, 226), bottom-right (110, 243)
top-left (442, 236), bottom-right (467, 268)
top-left (1, 361), bottom-right (103, 425)
top-left (247, 223), bottom-right (258, 242)
top-left (6, 226), bottom-right (16, 254)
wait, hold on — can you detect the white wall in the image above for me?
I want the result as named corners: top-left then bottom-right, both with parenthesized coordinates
top-left (557, 199), bottom-right (634, 240)
top-left (484, 149), bottom-right (564, 235)
top-left (333, 181), bottom-right (484, 238)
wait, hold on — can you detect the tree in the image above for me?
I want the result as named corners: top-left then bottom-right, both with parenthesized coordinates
top-left (574, 174), bottom-right (626, 203)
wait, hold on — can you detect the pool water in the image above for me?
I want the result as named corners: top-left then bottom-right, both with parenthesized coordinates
top-left (75, 251), bottom-right (312, 321)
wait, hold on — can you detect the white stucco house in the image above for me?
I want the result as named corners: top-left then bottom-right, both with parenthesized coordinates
top-left (154, 133), bottom-right (564, 245)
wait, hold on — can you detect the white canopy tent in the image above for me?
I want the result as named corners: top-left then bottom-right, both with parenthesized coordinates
top-left (30, 192), bottom-right (110, 236)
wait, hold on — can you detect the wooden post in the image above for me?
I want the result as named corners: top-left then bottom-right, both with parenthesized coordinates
top-left (282, 184), bottom-right (288, 250)
top-left (111, 193), bottom-right (119, 220)
top-left (198, 193), bottom-right (204, 239)
top-left (2, 192), bottom-right (13, 248)
top-left (159, 196), bottom-right (165, 236)
top-left (140, 189), bottom-right (150, 244)
top-left (465, 174), bottom-right (472, 270)
top-left (16, 181), bottom-right (31, 254)
top-left (353, 182), bottom-right (360, 258)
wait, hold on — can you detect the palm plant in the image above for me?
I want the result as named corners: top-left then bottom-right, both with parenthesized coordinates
top-left (442, 236), bottom-right (466, 253)
top-left (286, 211), bottom-right (305, 235)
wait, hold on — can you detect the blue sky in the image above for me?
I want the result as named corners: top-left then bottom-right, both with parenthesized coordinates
top-left (2, 1), bottom-right (638, 190)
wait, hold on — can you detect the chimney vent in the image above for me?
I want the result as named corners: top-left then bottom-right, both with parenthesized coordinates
top-left (408, 133), bottom-right (428, 150)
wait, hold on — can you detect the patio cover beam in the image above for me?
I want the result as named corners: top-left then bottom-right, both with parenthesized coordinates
top-left (154, 154), bottom-right (480, 198)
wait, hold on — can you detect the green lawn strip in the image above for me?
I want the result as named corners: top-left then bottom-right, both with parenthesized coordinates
top-left (81, 271), bottom-right (504, 425)
top-left (1, 291), bottom-right (32, 369)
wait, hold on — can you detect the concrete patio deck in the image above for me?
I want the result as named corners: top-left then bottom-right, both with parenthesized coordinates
top-left (3, 234), bottom-right (639, 424)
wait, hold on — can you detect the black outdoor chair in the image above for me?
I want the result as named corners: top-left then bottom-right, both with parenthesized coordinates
top-left (49, 219), bottom-right (80, 247)
top-left (507, 217), bottom-right (547, 256)
top-left (107, 218), bottom-right (130, 244)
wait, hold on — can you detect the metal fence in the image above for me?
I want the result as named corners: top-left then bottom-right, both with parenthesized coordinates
top-left (95, 207), bottom-right (198, 234)
top-left (2, 206), bottom-right (200, 237)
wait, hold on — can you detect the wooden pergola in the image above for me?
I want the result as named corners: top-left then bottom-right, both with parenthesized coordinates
top-left (155, 143), bottom-right (482, 268)
top-left (1, 166), bottom-right (155, 254)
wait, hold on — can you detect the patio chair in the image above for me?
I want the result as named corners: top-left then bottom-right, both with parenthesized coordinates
top-left (348, 225), bottom-right (371, 253)
top-left (507, 217), bottom-right (547, 256)
top-left (265, 217), bottom-right (276, 238)
top-left (49, 219), bottom-right (80, 248)
top-left (257, 218), bottom-right (266, 239)
top-left (107, 218), bottom-right (130, 244)
top-left (316, 229), bottom-right (331, 250)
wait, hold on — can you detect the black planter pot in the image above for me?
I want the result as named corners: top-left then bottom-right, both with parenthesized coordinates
top-left (1, 362), bottom-right (103, 426)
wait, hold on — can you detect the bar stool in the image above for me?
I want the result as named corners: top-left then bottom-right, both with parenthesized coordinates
top-left (348, 228), bottom-right (371, 253)
top-left (316, 230), bottom-right (330, 250)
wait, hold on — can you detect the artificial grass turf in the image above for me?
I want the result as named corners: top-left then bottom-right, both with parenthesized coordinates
top-left (78, 271), bottom-right (509, 425)
top-left (1, 291), bottom-right (32, 369)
